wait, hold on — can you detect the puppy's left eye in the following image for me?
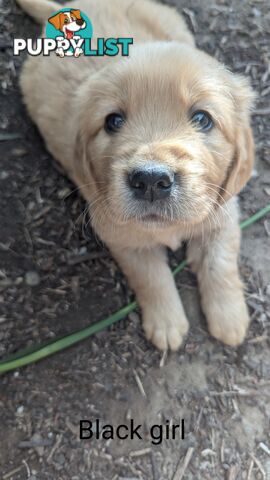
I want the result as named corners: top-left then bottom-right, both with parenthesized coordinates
top-left (105, 113), bottom-right (125, 134)
top-left (191, 110), bottom-right (213, 132)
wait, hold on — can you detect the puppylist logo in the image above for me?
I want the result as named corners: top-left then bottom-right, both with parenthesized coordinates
top-left (13, 8), bottom-right (133, 57)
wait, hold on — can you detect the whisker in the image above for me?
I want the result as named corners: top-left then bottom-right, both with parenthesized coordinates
top-left (62, 180), bottom-right (107, 200)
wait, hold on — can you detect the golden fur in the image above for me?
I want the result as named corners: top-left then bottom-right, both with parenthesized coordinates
top-left (17, 0), bottom-right (255, 350)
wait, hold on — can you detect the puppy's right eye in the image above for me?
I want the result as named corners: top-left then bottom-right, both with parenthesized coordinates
top-left (64, 18), bottom-right (69, 24)
top-left (105, 113), bottom-right (125, 134)
top-left (191, 110), bottom-right (213, 132)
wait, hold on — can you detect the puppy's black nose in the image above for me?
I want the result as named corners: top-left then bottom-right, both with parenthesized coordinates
top-left (128, 167), bottom-right (174, 201)
top-left (76, 18), bottom-right (84, 25)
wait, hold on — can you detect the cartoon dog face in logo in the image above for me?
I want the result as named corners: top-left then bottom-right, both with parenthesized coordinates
top-left (48, 10), bottom-right (86, 40)
top-left (48, 10), bottom-right (87, 57)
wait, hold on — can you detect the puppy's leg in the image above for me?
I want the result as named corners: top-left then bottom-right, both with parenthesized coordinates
top-left (187, 210), bottom-right (249, 346)
top-left (110, 245), bottom-right (189, 351)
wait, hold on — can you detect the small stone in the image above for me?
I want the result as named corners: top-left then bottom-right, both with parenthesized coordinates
top-left (251, 168), bottom-right (259, 178)
top-left (0, 171), bottom-right (9, 180)
top-left (201, 448), bottom-right (216, 457)
top-left (264, 220), bottom-right (270, 236)
top-left (17, 405), bottom-right (24, 414)
top-left (11, 148), bottom-right (28, 156)
top-left (128, 312), bottom-right (140, 323)
top-left (25, 271), bottom-right (40, 287)
top-left (259, 442), bottom-right (270, 455)
top-left (55, 453), bottom-right (66, 465)
top-left (0, 278), bottom-right (12, 288)
top-left (32, 433), bottom-right (45, 457)
top-left (252, 6), bottom-right (261, 17)
top-left (57, 187), bottom-right (71, 199)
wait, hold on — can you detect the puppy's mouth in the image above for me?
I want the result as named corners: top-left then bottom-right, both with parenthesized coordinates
top-left (65, 28), bottom-right (74, 40)
top-left (141, 214), bottom-right (161, 221)
top-left (139, 213), bottom-right (169, 224)
top-left (127, 210), bottom-right (175, 228)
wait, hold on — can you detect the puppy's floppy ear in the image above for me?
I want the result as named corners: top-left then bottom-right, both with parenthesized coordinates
top-left (222, 75), bottom-right (256, 201)
top-left (48, 12), bottom-right (63, 30)
top-left (71, 9), bottom-right (82, 20)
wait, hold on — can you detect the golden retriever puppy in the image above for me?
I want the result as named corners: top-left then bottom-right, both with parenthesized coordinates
top-left (17, 0), bottom-right (255, 350)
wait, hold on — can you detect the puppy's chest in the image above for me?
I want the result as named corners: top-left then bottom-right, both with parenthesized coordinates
top-left (105, 225), bottom-right (185, 250)
top-left (153, 229), bottom-right (184, 251)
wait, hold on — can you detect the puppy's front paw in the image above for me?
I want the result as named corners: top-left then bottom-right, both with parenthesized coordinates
top-left (206, 293), bottom-right (250, 346)
top-left (56, 49), bottom-right (65, 58)
top-left (74, 48), bottom-right (84, 57)
top-left (143, 304), bottom-right (189, 351)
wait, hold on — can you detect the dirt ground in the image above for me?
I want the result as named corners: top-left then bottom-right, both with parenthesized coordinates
top-left (1, 0), bottom-right (270, 479)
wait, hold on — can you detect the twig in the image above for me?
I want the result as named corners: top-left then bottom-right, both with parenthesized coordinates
top-left (133, 369), bottom-right (146, 398)
top-left (220, 438), bottom-right (225, 463)
top-left (247, 459), bottom-right (254, 480)
top-left (160, 349), bottom-right (168, 368)
top-left (209, 390), bottom-right (270, 397)
top-left (151, 452), bottom-right (159, 480)
top-left (194, 407), bottom-right (203, 433)
top-left (250, 453), bottom-right (266, 479)
top-left (3, 465), bottom-right (24, 479)
top-left (129, 448), bottom-right (151, 457)
top-left (66, 418), bottom-right (78, 436)
top-left (173, 447), bottom-right (194, 480)
top-left (259, 442), bottom-right (270, 456)
top-left (47, 434), bottom-right (62, 463)
top-left (253, 107), bottom-right (270, 115)
top-left (0, 132), bottom-right (23, 141)
top-left (126, 459), bottom-right (144, 478)
top-left (228, 466), bottom-right (238, 480)
top-left (18, 438), bottom-right (53, 449)
top-left (68, 251), bottom-right (108, 265)
top-left (248, 335), bottom-right (268, 344)
top-left (22, 459), bottom-right (31, 477)
top-left (182, 8), bottom-right (197, 32)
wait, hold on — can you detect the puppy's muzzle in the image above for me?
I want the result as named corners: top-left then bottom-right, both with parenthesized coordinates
top-left (128, 167), bottom-right (175, 202)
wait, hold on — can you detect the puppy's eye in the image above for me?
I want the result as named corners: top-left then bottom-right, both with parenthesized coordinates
top-left (64, 18), bottom-right (69, 24)
top-left (105, 113), bottom-right (125, 134)
top-left (191, 110), bottom-right (213, 132)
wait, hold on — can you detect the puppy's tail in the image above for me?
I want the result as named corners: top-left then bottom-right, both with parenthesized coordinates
top-left (16, 0), bottom-right (62, 24)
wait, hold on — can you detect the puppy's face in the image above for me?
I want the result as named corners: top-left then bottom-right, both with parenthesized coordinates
top-left (77, 43), bottom-right (254, 231)
top-left (48, 10), bottom-right (86, 39)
